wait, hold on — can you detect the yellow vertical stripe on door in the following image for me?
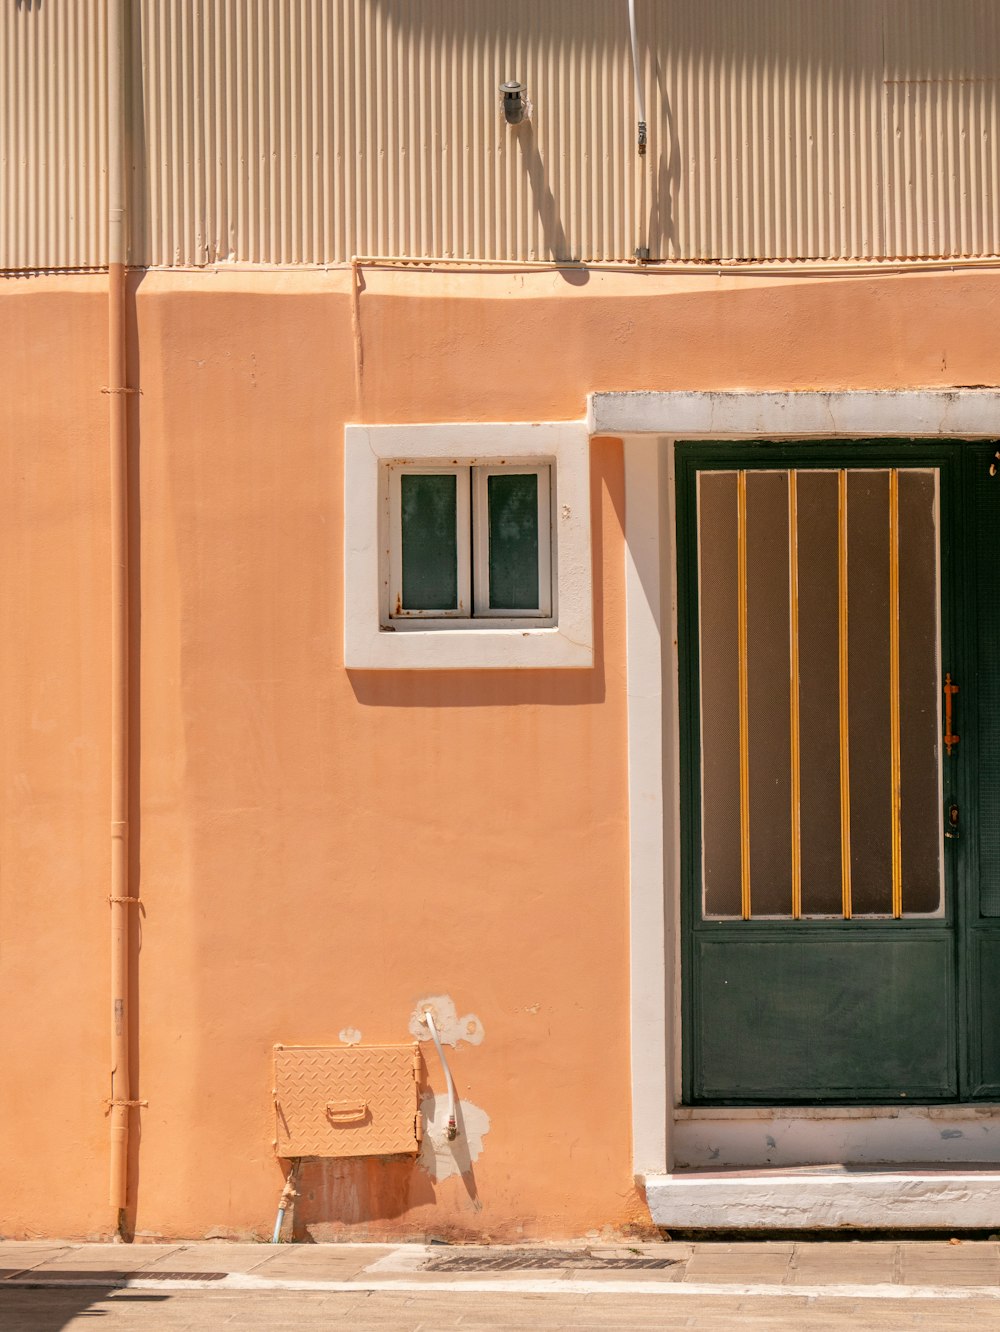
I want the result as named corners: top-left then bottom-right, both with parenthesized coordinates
top-left (789, 471), bottom-right (803, 919)
top-left (838, 470), bottom-right (853, 920)
top-left (737, 471), bottom-right (752, 920)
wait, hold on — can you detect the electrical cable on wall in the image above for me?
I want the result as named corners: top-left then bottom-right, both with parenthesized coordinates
top-left (425, 1010), bottom-right (458, 1140)
top-left (627, 0), bottom-right (647, 155)
top-left (627, 0), bottom-right (650, 261)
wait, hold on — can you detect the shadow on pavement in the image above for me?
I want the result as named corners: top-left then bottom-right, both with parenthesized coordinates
top-left (0, 1281), bottom-right (171, 1331)
top-left (0, 1268), bottom-right (230, 1331)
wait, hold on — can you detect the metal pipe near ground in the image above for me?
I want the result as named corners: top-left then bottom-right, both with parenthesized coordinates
top-left (107, 0), bottom-right (132, 1228)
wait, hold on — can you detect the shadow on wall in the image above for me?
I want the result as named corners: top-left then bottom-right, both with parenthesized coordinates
top-left (290, 1141), bottom-right (488, 1241)
top-left (512, 121), bottom-right (580, 272)
top-left (646, 47), bottom-right (683, 259)
top-left (290, 1155), bottom-right (436, 1240)
top-left (347, 439), bottom-right (623, 709)
top-left (453, 1103), bottom-right (483, 1212)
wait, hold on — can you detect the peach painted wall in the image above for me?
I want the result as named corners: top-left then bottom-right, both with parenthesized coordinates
top-left (0, 283), bottom-right (111, 1239)
top-left (1, 266), bottom-right (999, 1240)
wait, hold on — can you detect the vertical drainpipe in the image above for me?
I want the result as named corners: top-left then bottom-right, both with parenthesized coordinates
top-left (107, 0), bottom-right (131, 1230)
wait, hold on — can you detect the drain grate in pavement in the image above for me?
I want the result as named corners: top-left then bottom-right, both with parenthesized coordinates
top-left (424, 1250), bottom-right (679, 1272)
top-left (129, 1271), bottom-right (228, 1282)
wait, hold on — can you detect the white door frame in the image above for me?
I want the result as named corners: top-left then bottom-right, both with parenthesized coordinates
top-left (603, 390), bottom-right (1000, 1222)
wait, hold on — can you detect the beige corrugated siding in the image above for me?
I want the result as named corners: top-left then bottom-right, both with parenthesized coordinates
top-left (1, 0), bottom-right (107, 269)
top-left (883, 0), bottom-right (1000, 259)
top-left (3, 1), bottom-right (1000, 269)
top-left (129, 0), bottom-right (641, 266)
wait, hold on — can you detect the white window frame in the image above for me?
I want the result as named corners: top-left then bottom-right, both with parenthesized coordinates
top-left (387, 464), bottom-right (472, 619)
top-left (344, 421), bottom-right (592, 670)
top-left (385, 462), bottom-right (553, 626)
top-left (472, 465), bottom-right (552, 619)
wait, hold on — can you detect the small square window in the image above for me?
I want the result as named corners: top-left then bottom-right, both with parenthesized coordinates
top-left (344, 421), bottom-right (591, 669)
top-left (386, 463), bottom-right (553, 625)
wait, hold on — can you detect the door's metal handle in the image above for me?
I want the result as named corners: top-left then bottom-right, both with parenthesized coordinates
top-left (944, 675), bottom-right (960, 756)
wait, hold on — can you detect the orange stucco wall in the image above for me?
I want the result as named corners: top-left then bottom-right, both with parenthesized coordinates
top-left (1, 266), bottom-right (999, 1241)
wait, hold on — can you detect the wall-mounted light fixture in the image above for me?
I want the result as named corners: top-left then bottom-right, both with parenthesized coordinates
top-left (500, 81), bottom-right (525, 125)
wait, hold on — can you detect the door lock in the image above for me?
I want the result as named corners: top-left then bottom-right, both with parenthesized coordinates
top-left (945, 802), bottom-right (960, 840)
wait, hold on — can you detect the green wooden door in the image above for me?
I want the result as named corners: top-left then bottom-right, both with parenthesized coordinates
top-left (679, 441), bottom-right (1000, 1104)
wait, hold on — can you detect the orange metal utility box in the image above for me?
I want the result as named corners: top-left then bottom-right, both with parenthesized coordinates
top-left (273, 1044), bottom-right (422, 1158)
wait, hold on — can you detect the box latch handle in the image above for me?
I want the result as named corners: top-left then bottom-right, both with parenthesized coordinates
top-left (325, 1100), bottom-right (368, 1123)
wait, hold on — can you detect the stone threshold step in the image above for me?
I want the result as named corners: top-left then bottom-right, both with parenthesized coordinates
top-left (646, 1168), bottom-right (1000, 1229)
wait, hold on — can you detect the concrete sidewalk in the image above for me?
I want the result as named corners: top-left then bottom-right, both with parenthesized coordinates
top-left (4, 1238), bottom-right (1000, 1329)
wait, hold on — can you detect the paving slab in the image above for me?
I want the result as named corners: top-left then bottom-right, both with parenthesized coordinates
top-left (0, 1245), bottom-right (76, 1284)
top-left (129, 1240), bottom-right (273, 1275)
top-left (789, 1242), bottom-right (898, 1284)
top-left (0, 1288), bottom-right (179, 1332)
top-left (5, 1286), bottom-right (1000, 1330)
top-left (684, 1253), bottom-right (793, 1282)
top-left (22, 1242), bottom-right (185, 1271)
top-left (686, 1240), bottom-right (798, 1254)
top-left (899, 1241), bottom-right (1000, 1286)
top-left (0, 1242), bottom-right (73, 1260)
top-left (901, 1240), bottom-right (998, 1254)
top-left (251, 1243), bottom-right (388, 1279)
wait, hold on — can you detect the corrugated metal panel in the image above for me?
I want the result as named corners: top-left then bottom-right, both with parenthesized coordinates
top-left (130, 0), bottom-right (639, 266)
top-left (882, 0), bottom-right (1000, 259)
top-left (4, 1), bottom-right (1000, 269)
top-left (653, 2), bottom-right (887, 261)
top-left (0, 0), bottom-right (107, 269)
top-left (128, 0), bottom-right (1000, 265)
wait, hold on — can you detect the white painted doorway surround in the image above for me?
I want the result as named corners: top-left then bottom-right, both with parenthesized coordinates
top-left (598, 389), bottom-right (1000, 1228)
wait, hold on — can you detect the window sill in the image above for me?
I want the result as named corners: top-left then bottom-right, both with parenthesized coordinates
top-left (352, 624), bottom-right (592, 671)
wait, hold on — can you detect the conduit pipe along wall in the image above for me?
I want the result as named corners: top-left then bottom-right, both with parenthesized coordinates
top-left (107, 0), bottom-right (133, 1228)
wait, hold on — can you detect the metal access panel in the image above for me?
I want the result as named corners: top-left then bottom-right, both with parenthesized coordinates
top-left (273, 1044), bottom-right (421, 1158)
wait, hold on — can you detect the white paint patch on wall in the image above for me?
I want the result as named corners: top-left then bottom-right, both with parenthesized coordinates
top-left (338, 1028), bottom-right (362, 1046)
top-left (409, 995), bottom-right (484, 1047)
top-left (418, 1092), bottom-right (491, 1182)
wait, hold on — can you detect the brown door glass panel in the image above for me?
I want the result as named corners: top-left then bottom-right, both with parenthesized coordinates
top-left (698, 472), bottom-right (742, 917)
top-left (898, 470), bottom-right (942, 913)
top-left (745, 471), bottom-right (793, 915)
top-left (796, 471), bottom-right (845, 915)
top-left (698, 463), bottom-right (941, 922)
top-left (847, 470), bottom-right (894, 914)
